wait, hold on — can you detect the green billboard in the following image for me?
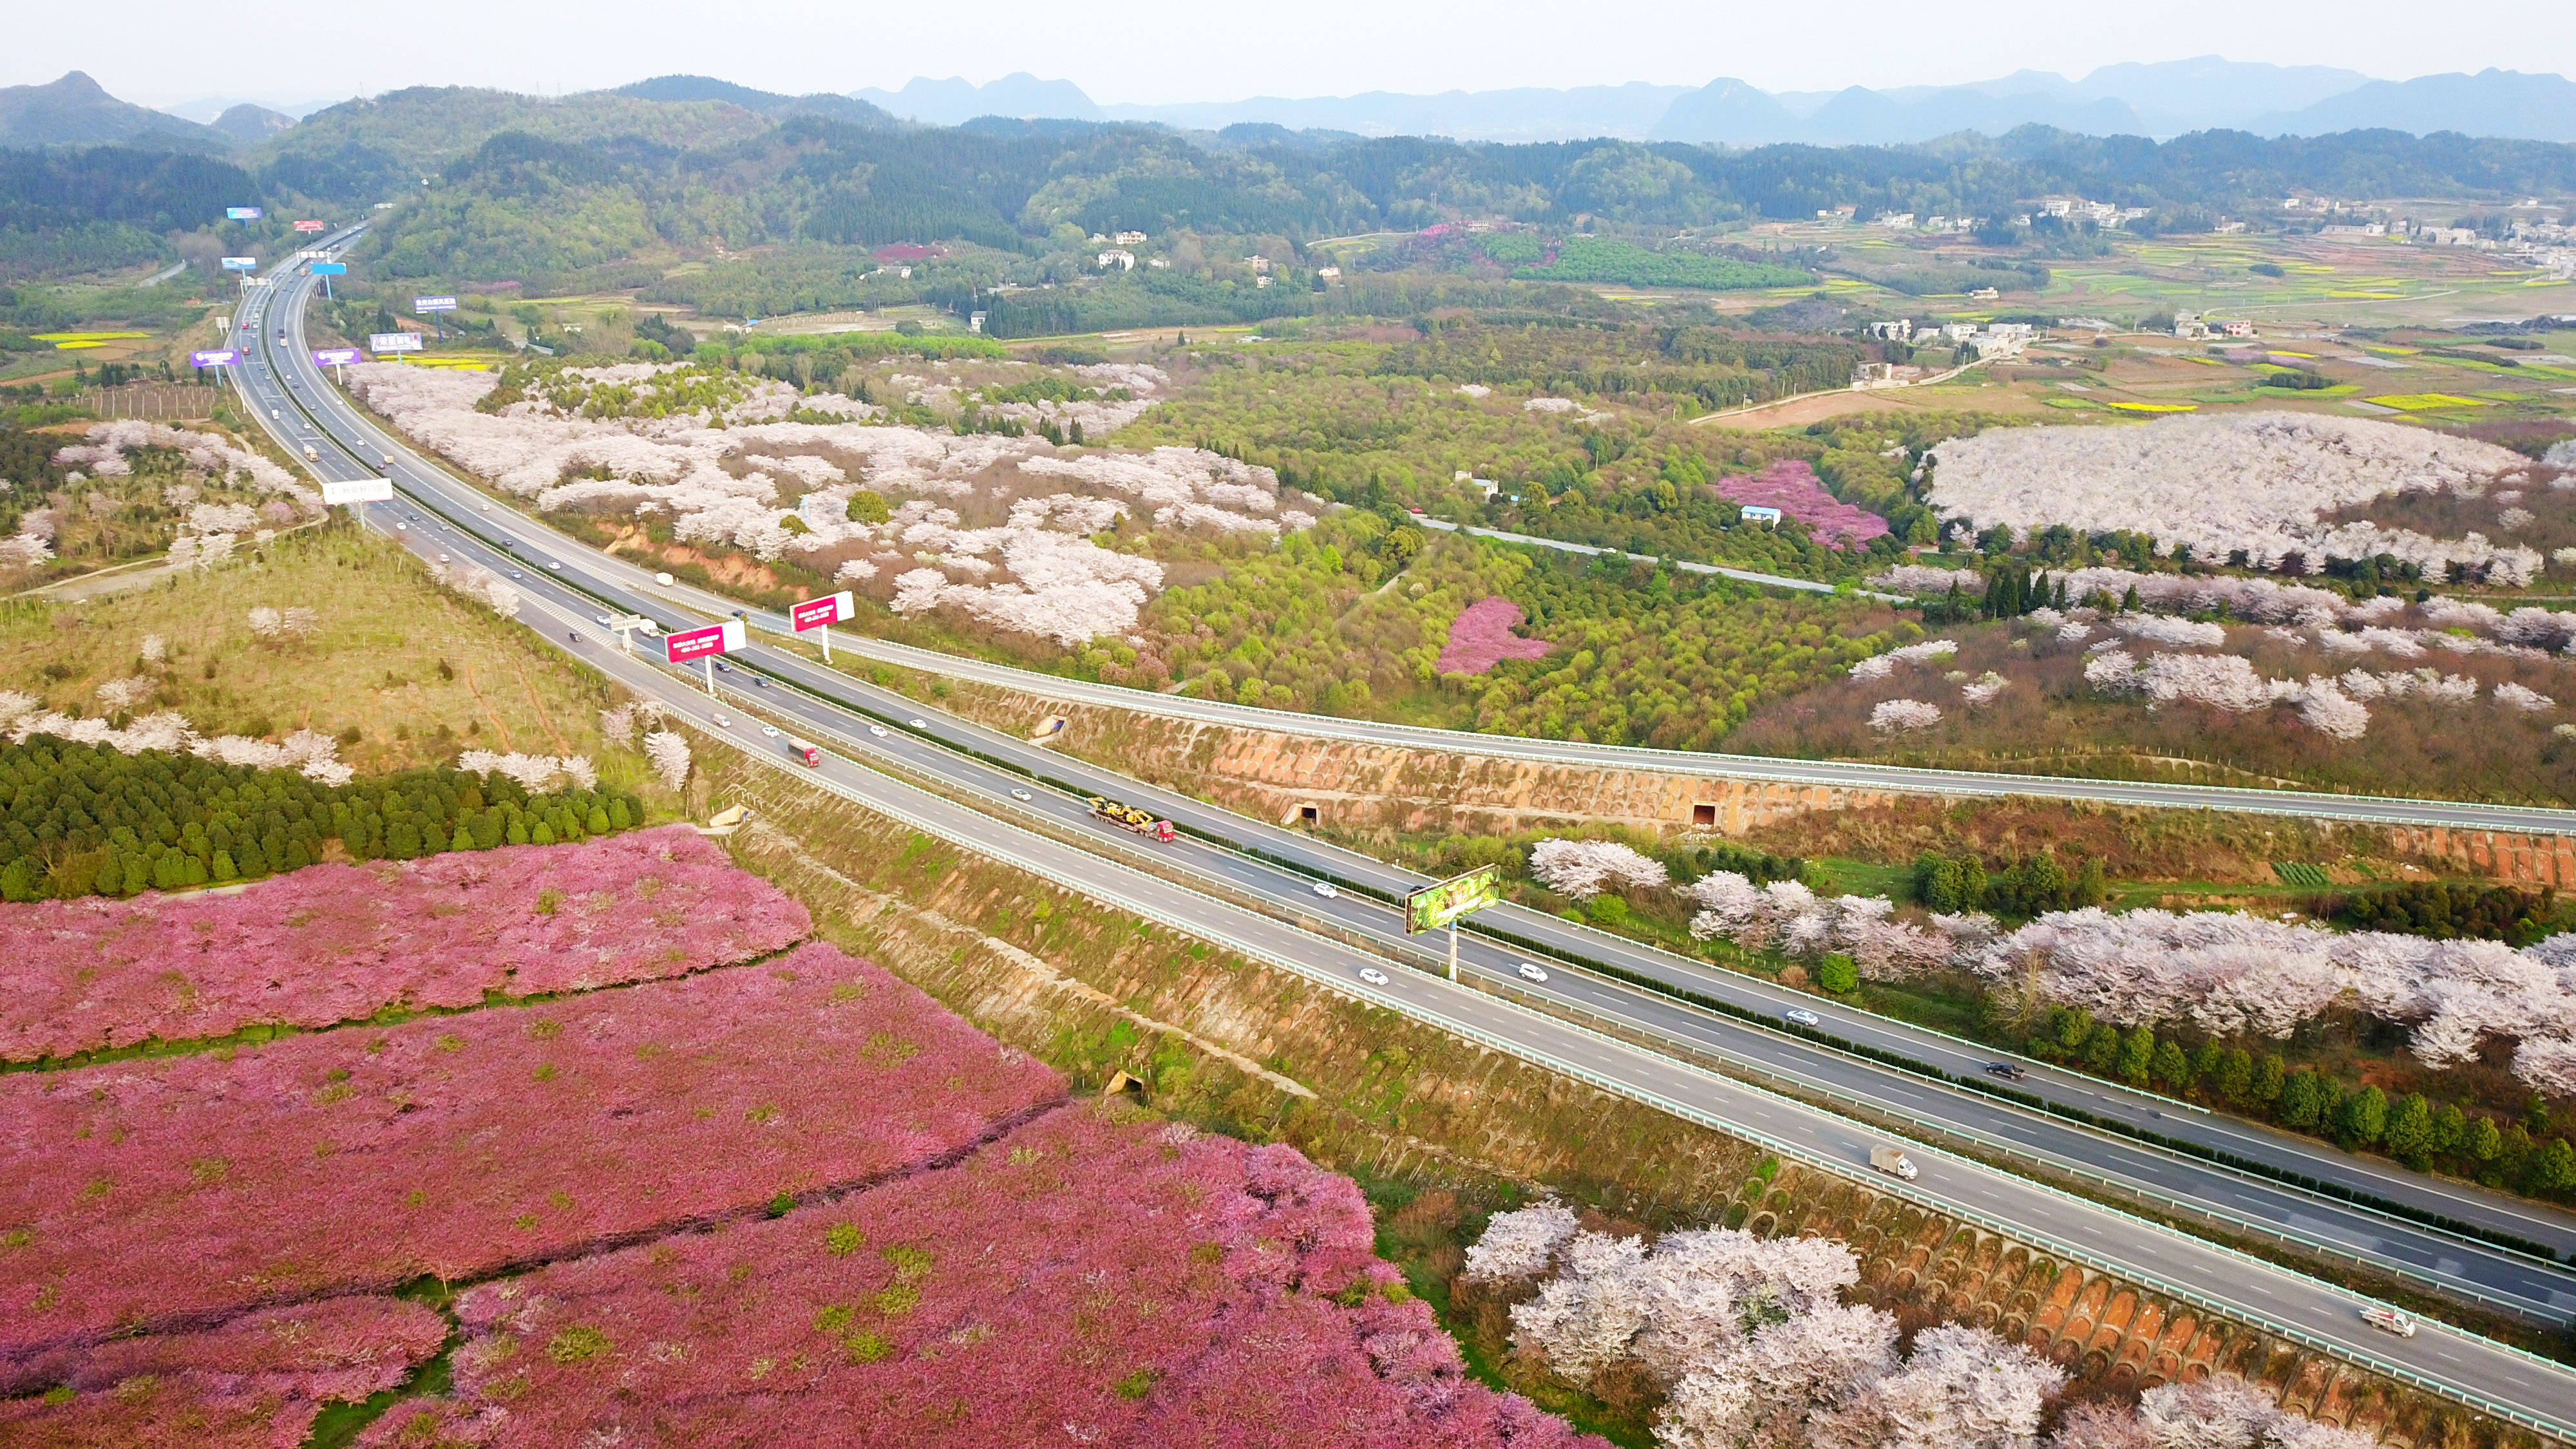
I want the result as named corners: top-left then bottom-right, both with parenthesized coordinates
top-left (1406, 864), bottom-right (1501, 935)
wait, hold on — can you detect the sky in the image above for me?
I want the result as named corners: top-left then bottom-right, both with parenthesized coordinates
top-left (12, 0), bottom-right (2571, 109)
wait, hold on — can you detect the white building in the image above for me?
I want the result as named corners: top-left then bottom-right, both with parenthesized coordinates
top-left (1096, 249), bottom-right (1136, 270)
top-left (1113, 230), bottom-right (1148, 245)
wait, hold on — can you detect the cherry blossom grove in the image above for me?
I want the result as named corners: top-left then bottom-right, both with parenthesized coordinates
top-left (1685, 873), bottom-right (1981, 979)
top-left (1922, 413), bottom-right (2543, 584)
top-left (1529, 838), bottom-right (1669, 899)
top-left (455, 749), bottom-right (596, 793)
top-left (0, 943), bottom-right (1066, 1367)
top-left (0, 691), bottom-right (355, 785)
top-left (358, 1105), bottom-right (1599, 1449)
top-left (51, 420), bottom-right (309, 502)
top-left (1673, 855), bottom-right (2576, 1092)
top-left (345, 361), bottom-right (1316, 647)
top-left (2048, 1373), bottom-right (2377, 1449)
top-left (1969, 908), bottom-right (2576, 1092)
top-left (1464, 1210), bottom-right (2063, 1449)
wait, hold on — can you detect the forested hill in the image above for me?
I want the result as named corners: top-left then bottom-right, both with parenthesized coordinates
top-left (9, 89), bottom-right (2576, 287)
top-left (345, 117), bottom-right (2576, 282)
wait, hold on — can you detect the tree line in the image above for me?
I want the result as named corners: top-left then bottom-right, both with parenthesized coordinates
top-left (0, 739), bottom-right (645, 901)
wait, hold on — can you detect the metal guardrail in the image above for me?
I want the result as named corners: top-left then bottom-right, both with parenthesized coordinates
top-left (694, 649), bottom-right (2576, 1302)
top-left (699, 707), bottom-right (2576, 1444)
top-left (1510, 981), bottom-right (2562, 1323)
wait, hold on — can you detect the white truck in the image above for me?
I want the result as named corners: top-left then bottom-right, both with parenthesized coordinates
top-left (1869, 1146), bottom-right (1918, 1181)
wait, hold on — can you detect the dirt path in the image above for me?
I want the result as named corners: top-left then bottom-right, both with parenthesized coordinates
top-left (512, 658), bottom-right (573, 756)
top-left (459, 663), bottom-right (517, 752)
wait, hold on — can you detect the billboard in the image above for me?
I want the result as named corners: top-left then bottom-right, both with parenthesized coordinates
top-left (312, 348), bottom-right (361, 366)
top-left (1405, 864), bottom-right (1501, 935)
top-left (322, 478), bottom-right (395, 505)
top-left (790, 591), bottom-right (855, 631)
top-left (189, 349), bottom-right (240, 368)
top-left (309, 262), bottom-right (346, 275)
top-left (225, 206), bottom-right (263, 220)
top-left (368, 332), bottom-right (423, 354)
top-left (412, 295), bottom-right (459, 313)
top-left (220, 256), bottom-right (258, 271)
top-left (665, 620), bottom-right (747, 664)
top-left (293, 219), bottom-right (326, 232)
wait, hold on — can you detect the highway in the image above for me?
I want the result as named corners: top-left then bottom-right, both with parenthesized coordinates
top-left (232, 242), bottom-right (2576, 1282)
top-left (227, 238), bottom-right (2576, 1434)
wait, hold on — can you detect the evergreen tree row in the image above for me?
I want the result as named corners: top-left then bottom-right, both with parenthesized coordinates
top-left (0, 737), bottom-right (646, 902)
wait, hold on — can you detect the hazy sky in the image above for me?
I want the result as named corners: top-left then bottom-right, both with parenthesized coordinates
top-left (14, 0), bottom-right (2571, 109)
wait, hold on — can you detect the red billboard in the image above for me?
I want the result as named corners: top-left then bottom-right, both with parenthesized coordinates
top-left (293, 219), bottom-right (327, 232)
top-left (790, 591), bottom-right (855, 631)
top-left (664, 620), bottom-right (746, 664)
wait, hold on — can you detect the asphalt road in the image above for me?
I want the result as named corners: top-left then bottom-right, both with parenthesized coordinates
top-left (234, 254), bottom-right (2576, 1286)
top-left (227, 242), bottom-right (2576, 1432)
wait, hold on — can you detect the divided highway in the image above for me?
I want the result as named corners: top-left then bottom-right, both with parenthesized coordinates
top-left (227, 238), bottom-right (2576, 1434)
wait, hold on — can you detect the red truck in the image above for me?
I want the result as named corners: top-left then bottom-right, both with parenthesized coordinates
top-left (1089, 796), bottom-right (1176, 842)
top-left (784, 735), bottom-right (821, 768)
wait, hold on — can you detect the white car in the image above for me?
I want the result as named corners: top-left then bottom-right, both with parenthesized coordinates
top-left (1784, 1007), bottom-right (1821, 1028)
top-left (1009, 788), bottom-right (1032, 801)
top-left (907, 718), bottom-right (927, 728)
top-left (479, 503), bottom-right (492, 513)
top-left (2360, 1306), bottom-right (2416, 1338)
top-left (1357, 967), bottom-right (1390, 987)
top-left (1516, 961), bottom-right (1549, 983)
top-left (712, 714), bottom-right (732, 727)
top-left (1312, 882), bottom-right (1338, 899)
top-left (594, 614), bottom-right (611, 626)
top-left (867, 724), bottom-right (888, 737)
top-left (393, 522), bottom-right (407, 531)
top-left (760, 724), bottom-right (780, 737)
top-left (435, 553), bottom-right (450, 564)
top-left (547, 561), bottom-right (562, 571)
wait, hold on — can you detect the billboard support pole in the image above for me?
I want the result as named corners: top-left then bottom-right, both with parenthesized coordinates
top-left (819, 625), bottom-right (830, 663)
top-left (1447, 923), bottom-right (1459, 983)
top-left (703, 658), bottom-right (715, 697)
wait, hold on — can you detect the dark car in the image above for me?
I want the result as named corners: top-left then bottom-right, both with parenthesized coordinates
top-left (1982, 1062), bottom-right (2028, 1082)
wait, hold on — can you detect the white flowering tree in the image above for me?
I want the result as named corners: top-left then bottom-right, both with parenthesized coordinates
top-left (1529, 838), bottom-right (1669, 900)
top-left (643, 730), bottom-right (692, 791)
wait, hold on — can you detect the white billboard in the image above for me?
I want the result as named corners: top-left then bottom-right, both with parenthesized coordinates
top-left (322, 478), bottom-right (395, 505)
top-left (368, 333), bottom-right (424, 354)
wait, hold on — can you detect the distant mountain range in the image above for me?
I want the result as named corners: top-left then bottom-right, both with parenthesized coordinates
top-left (851, 59), bottom-right (2576, 147)
top-left (1, 59), bottom-right (2571, 155)
top-left (0, 71), bottom-right (226, 150)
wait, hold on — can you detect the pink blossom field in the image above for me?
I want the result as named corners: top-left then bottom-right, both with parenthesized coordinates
top-left (0, 1296), bottom-right (446, 1446)
top-left (1435, 596), bottom-right (1554, 676)
top-left (1715, 459), bottom-right (1890, 548)
top-left (0, 826), bottom-right (811, 1064)
top-left (0, 826), bottom-right (1598, 1449)
top-left (354, 1104), bottom-right (1602, 1449)
top-left (0, 943), bottom-right (1065, 1374)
